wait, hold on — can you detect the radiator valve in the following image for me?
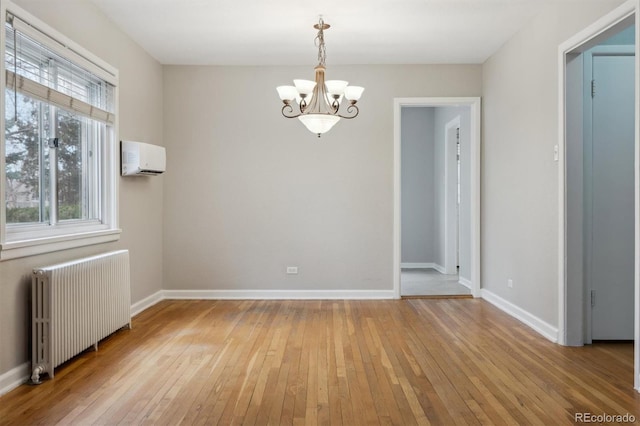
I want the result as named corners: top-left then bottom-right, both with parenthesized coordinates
top-left (29, 365), bottom-right (44, 385)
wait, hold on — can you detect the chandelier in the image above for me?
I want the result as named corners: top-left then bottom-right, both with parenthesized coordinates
top-left (276, 17), bottom-right (364, 137)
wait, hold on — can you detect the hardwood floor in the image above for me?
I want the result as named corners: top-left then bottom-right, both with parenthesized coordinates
top-left (1, 299), bottom-right (639, 425)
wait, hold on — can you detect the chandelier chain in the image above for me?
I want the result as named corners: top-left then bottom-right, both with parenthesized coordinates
top-left (315, 18), bottom-right (327, 67)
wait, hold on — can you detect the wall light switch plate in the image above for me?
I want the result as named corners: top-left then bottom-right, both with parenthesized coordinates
top-left (286, 266), bottom-right (298, 274)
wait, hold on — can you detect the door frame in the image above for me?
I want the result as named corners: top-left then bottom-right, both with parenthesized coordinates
top-left (445, 116), bottom-right (462, 275)
top-left (393, 97), bottom-right (481, 298)
top-left (557, 0), bottom-right (639, 390)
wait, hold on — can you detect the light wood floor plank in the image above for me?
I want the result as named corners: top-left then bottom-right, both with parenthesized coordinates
top-left (1, 299), bottom-right (639, 426)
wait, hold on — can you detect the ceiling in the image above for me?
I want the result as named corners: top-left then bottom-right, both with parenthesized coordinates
top-left (88, 0), bottom-right (601, 65)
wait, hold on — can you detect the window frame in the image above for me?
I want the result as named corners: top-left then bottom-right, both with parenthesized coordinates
top-left (0, 1), bottom-right (120, 261)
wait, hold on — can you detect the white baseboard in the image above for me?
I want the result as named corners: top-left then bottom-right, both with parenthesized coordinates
top-left (130, 290), bottom-right (163, 317)
top-left (401, 262), bottom-right (431, 269)
top-left (401, 262), bottom-right (446, 274)
top-left (431, 264), bottom-right (447, 274)
top-left (480, 289), bottom-right (558, 343)
top-left (458, 277), bottom-right (472, 289)
top-left (162, 289), bottom-right (395, 300)
top-left (0, 362), bottom-right (29, 397)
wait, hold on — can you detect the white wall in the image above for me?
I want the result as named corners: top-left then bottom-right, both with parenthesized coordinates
top-left (481, 0), bottom-right (625, 327)
top-left (163, 65), bottom-right (482, 293)
top-left (401, 107), bottom-right (436, 264)
top-left (0, 0), bottom-right (164, 381)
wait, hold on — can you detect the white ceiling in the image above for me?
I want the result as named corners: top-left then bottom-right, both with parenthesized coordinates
top-left (88, 0), bottom-right (599, 65)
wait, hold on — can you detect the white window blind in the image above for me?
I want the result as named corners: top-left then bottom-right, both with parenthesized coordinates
top-left (4, 13), bottom-right (115, 124)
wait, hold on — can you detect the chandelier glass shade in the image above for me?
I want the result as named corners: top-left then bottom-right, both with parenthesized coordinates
top-left (277, 18), bottom-right (364, 137)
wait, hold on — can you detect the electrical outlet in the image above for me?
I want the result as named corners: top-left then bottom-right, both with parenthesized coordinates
top-left (507, 278), bottom-right (513, 288)
top-left (286, 266), bottom-right (298, 274)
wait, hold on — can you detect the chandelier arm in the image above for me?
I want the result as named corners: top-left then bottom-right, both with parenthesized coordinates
top-left (332, 98), bottom-right (341, 112)
top-left (336, 104), bottom-right (360, 119)
top-left (281, 103), bottom-right (302, 118)
top-left (323, 91), bottom-right (338, 114)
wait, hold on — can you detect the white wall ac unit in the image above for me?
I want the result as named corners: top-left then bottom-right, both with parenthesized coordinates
top-left (121, 140), bottom-right (166, 176)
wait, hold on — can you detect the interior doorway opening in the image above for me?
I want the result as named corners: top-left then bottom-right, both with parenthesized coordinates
top-left (393, 97), bottom-right (481, 299)
top-left (559, 1), bottom-right (639, 390)
top-left (398, 107), bottom-right (468, 297)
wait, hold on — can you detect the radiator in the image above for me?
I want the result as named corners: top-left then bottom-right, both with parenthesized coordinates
top-left (31, 250), bottom-right (131, 383)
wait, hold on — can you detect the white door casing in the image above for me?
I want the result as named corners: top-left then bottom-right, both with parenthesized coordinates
top-left (445, 116), bottom-right (461, 275)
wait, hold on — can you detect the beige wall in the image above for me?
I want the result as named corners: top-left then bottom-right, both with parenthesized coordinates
top-left (162, 65), bottom-right (482, 292)
top-left (0, 0), bottom-right (164, 377)
top-left (481, 0), bottom-right (625, 326)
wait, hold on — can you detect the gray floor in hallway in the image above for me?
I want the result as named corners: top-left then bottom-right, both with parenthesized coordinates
top-left (401, 268), bottom-right (471, 296)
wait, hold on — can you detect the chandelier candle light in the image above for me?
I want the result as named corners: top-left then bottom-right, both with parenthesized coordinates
top-left (276, 17), bottom-right (364, 137)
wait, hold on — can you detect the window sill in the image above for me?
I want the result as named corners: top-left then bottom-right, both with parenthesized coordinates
top-left (0, 228), bottom-right (122, 261)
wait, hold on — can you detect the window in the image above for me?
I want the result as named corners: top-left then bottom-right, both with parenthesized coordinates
top-left (1, 4), bottom-right (120, 260)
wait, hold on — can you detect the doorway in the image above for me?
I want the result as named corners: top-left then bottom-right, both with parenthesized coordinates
top-left (587, 45), bottom-right (635, 341)
top-left (398, 108), bottom-right (466, 297)
top-left (393, 97), bottom-right (481, 299)
top-left (559, 2), bottom-right (638, 390)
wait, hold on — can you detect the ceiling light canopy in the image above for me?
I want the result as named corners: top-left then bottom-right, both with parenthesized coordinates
top-left (276, 17), bottom-right (364, 137)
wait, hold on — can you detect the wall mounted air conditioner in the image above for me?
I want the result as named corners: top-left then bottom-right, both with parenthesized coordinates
top-left (121, 140), bottom-right (166, 176)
